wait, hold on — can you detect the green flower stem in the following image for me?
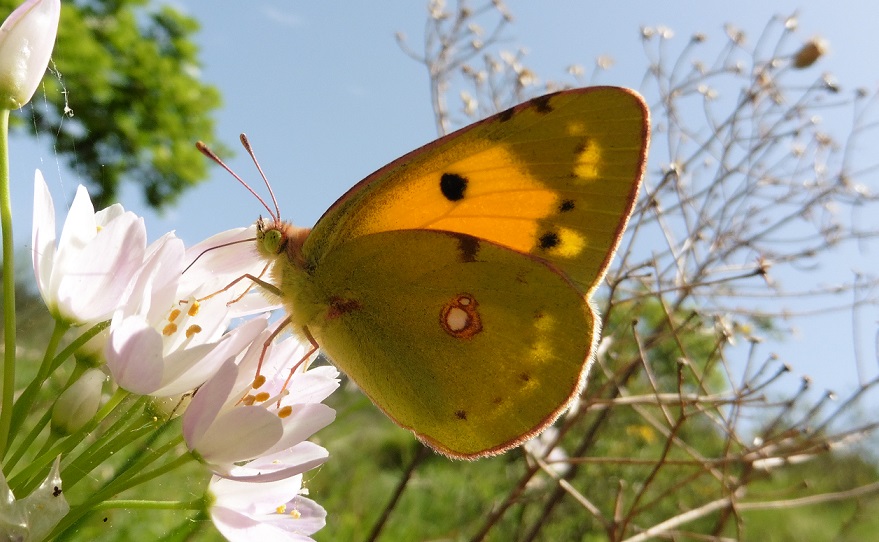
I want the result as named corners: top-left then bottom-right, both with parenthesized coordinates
top-left (62, 398), bottom-right (157, 490)
top-left (4, 407), bottom-right (52, 472)
top-left (50, 452), bottom-right (195, 538)
top-left (9, 387), bottom-right (131, 492)
top-left (8, 319), bottom-right (71, 440)
top-left (7, 361), bottom-right (88, 470)
top-left (56, 390), bottom-right (144, 489)
top-left (0, 107), bottom-right (14, 458)
top-left (91, 498), bottom-right (202, 511)
top-left (8, 320), bottom-right (106, 450)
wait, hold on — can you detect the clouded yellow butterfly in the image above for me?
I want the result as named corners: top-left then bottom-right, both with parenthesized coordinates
top-left (234, 87), bottom-right (648, 458)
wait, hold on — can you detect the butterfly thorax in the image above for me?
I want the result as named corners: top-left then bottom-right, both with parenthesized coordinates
top-left (255, 217), bottom-right (326, 332)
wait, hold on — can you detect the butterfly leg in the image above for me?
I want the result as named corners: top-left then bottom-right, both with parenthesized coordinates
top-left (249, 321), bottom-right (319, 406)
top-left (249, 314), bottom-right (293, 390)
top-left (278, 326), bottom-right (320, 393)
top-left (196, 265), bottom-right (282, 306)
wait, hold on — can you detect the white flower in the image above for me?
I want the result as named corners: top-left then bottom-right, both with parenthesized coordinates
top-left (209, 473), bottom-right (326, 542)
top-left (32, 170), bottom-right (147, 325)
top-left (183, 332), bottom-right (338, 480)
top-left (105, 222), bottom-right (274, 397)
top-left (0, 0), bottom-right (60, 108)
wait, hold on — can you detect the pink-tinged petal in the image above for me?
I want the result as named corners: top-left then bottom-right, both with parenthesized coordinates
top-left (265, 403), bottom-right (335, 457)
top-left (212, 506), bottom-right (319, 542)
top-left (31, 171), bottom-right (55, 308)
top-left (55, 213), bottom-right (146, 322)
top-left (120, 233), bottom-right (184, 323)
top-left (209, 475), bottom-right (325, 541)
top-left (196, 406), bottom-right (283, 466)
top-left (54, 185), bottom-right (97, 268)
top-left (258, 496), bottom-right (326, 535)
top-left (94, 202), bottom-right (126, 227)
top-left (106, 317), bottom-right (164, 394)
top-left (153, 343), bottom-right (219, 396)
top-left (224, 443), bottom-right (328, 483)
top-left (183, 358), bottom-right (238, 448)
top-left (282, 367), bottom-right (340, 405)
top-left (155, 317), bottom-right (268, 397)
top-left (211, 474), bottom-right (304, 510)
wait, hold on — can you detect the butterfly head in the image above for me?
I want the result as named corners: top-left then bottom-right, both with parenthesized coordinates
top-left (256, 217), bottom-right (311, 270)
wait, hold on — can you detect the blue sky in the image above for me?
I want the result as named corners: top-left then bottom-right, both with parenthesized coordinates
top-left (9, 1), bottom-right (879, 403)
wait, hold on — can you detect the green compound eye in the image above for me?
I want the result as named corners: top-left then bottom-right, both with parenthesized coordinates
top-left (262, 229), bottom-right (283, 254)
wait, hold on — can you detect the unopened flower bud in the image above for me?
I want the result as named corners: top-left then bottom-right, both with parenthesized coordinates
top-left (52, 368), bottom-right (105, 435)
top-left (0, 0), bottom-right (60, 108)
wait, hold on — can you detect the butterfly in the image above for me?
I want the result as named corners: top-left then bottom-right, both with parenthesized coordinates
top-left (233, 87), bottom-right (648, 459)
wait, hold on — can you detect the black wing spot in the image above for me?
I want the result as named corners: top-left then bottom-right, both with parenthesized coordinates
top-left (559, 199), bottom-right (576, 212)
top-left (455, 410), bottom-right (468, 420)
top-left (498, 107), bottom-right (515, 122)
top-left (539, 232), bottom-right (560, 250)
top-left (455, 234), bottom-right (480, 263)
top-left (533, 95), bottom-right (553, 114)
top-left (440, 173), bottom-right (468, 201)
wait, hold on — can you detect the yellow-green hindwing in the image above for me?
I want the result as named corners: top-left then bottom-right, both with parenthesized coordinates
top-left (308, 230), bottom-right (594, 457)
top-left (304, 87), bottom-right (649, 294)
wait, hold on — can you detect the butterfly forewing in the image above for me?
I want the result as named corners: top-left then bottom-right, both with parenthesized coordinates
top-left (304, 87), bottom-right (649, 294)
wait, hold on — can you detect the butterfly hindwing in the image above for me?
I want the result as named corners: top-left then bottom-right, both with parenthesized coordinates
top-left (309, 229), bottom-right (594, 458)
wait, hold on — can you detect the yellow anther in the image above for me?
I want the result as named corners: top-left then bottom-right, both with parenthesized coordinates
top-left (241, 395), bottom-right (256, 406)
top-left (252, 375), bottom-right (267, 389)
top-left (276, 505), bottom-right (286, 514)
top-left (185, 324), bottom-right (202, 338)
top-left (188, 301), bottom-right (200, 316)
top-left (277, 405), bottom-right (293, 418)
top-left (254, 392), bottom-right (270, 403)
top-left (168, 308), bottom-right (181, 322)
top-left (162, 323), bottom-right (177, 336)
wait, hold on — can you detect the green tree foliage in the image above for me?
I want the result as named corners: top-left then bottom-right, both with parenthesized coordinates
top-left (4, 0), bottom-right (222, 210)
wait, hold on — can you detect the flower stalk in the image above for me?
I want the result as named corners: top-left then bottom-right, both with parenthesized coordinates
top-left (0, 106), bottom-right (12, 458)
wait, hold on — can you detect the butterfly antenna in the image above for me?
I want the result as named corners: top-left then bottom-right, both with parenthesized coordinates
top-left (239, 133), bottom-right (282, 223)
top-left (195, 140), bottom-right (278, 222)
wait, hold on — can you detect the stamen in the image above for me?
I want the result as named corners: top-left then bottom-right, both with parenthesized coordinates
top-left (185, 324), bottom-right (202, 338)
top-left (162, 323), bottom-right (177, 336)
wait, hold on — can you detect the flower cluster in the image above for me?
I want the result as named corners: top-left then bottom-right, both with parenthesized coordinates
top-left (1, 2), bottom-right (337, 539)
top-left (18, 171), bottom-right (339, 541)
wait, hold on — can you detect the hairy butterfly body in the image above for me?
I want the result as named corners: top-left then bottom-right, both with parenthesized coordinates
top-left (254, 87), bottom-right (649, 458)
